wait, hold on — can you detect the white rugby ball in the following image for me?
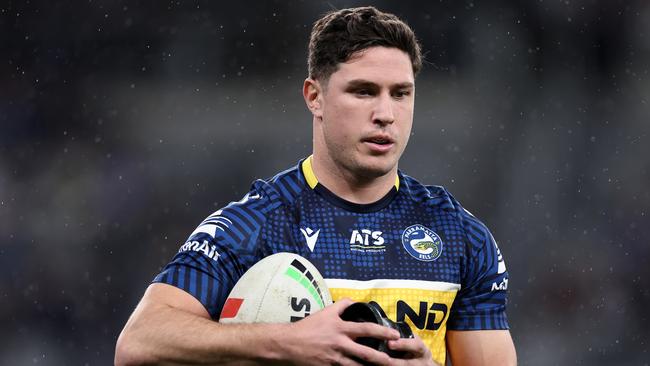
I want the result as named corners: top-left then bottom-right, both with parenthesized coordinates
top-left (219, 252), bottom-right (332, 323)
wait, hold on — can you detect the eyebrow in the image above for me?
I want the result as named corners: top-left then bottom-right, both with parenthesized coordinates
top-left (346, 79), bottom-right (414, 89)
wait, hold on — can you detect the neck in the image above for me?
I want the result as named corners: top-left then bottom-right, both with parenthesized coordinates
top-left (309, 155), bottom-right (397, 204)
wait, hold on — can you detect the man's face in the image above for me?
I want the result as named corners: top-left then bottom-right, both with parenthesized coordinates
top-left (312, 46), bottom-right (415, 180)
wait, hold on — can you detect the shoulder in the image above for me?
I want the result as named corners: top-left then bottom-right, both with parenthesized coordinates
top-left (399, 172), bottom-right (463, 213)
top-left (399, 172), bottom-right (491, 243)
top-left (187, 162), bottom-right (308, 244)
top-left (260, 162), bottom-right (311, 206)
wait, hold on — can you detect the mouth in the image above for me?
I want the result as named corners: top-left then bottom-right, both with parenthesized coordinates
top-left (362, 135), bottom-right (395, 152)
top-left (363, 134), bottom-right (394, 144)
top-left (367, 137), bottom-right (391, 145)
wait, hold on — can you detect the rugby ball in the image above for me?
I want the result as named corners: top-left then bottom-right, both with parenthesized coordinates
top-left (219, 252), bottom-right (332, 323)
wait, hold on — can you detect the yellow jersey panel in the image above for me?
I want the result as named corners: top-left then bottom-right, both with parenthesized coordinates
top-left (327, 279), bottom-right (459, 365)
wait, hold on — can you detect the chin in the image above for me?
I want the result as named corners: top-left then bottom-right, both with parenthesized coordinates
top-left (355, 158), bottom-right (396, 179)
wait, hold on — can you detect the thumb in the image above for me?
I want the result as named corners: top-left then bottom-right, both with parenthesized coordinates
top-left (331, 298), bottom-right (355, 315)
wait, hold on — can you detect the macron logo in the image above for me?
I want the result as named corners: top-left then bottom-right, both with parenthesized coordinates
top-left (300, 227), bottom-right (320, 252)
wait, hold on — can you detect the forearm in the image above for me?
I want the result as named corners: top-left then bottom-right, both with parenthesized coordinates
top-left (117, 287), bottom-right (403, 366)
top-left (115, 301), bottom-right (287, 365)
top-left (446, 330), bottom-right (516, 366)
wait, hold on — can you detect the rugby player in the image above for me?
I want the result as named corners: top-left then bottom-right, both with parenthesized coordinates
top-left (116, 6), bottom-right (516, 365)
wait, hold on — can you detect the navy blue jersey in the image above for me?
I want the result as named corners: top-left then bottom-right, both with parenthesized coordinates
top-left (153, 156), bottom-right (510, 364)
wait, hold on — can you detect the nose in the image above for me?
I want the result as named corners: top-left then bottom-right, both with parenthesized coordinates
top-left (372, 93), bottom-right (395, 126)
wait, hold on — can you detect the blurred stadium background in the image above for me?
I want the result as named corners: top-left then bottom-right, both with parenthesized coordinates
top-left (1, 1), bottom-right (649, 364)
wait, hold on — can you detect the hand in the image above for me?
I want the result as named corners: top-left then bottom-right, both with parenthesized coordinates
top-left (387, 335), bottom-right (440, 366)
top-left (280, 298), bottom-right (401, 366)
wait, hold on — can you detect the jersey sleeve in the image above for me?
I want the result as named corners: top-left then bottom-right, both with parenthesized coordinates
top-left (447, 207), bottom-right (510, 330)
top-left (152, 186), bottom-right (276, 319)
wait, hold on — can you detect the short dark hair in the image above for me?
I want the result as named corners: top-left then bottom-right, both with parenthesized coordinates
top-left (308, 6), bottom-right (422, 82)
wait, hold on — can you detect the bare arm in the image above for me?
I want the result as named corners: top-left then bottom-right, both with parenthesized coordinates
top-left (115, 283), bottom-right (401, 365)
top-left (446, 330), bottom-right (516, 366)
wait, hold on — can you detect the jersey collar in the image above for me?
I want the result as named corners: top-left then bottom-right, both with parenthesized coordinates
top-left (300, 155), bottom-right (399, 213)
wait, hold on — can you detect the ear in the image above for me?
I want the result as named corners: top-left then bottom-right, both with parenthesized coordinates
top-left (303, 78), bottom-right (323, 119)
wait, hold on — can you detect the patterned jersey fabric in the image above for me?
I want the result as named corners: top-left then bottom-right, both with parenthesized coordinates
top-left (153, 156), bottom-right (510, 364)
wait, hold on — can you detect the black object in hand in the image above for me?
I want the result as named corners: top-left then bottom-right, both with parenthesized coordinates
top-left (340, 302), bottom-right (414, 359)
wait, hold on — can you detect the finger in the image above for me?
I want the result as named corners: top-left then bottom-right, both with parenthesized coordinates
top-left (336, 356), bottom-right (364, 366)
top-left (341, 339), bottom-right (392, 366)
top-left (343, 321), bottom-right (400, 340)
top-left (388, 335), bottom-right (432, 362)
top-left (331, 298), bottom-right (355, 315)
top-left (387, 336), bottom-right (430, 358)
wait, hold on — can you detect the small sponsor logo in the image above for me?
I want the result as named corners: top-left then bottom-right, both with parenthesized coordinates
top-left (401, 224), bottom-right (443, 262)
top-left (179, 239), bottom-right (221, 261)
top-left (300, 227), bottom-right (320, 252)
top-left (491, 278), bottom-right (508, 291)
top-left (349, 229), bottom-right (385, 253)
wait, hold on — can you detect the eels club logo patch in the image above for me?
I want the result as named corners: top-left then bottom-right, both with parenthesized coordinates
top-left (402, 224), bottom-right (443, 262)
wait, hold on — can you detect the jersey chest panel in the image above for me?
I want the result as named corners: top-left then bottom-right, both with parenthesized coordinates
top-left (261, 191), bottom-right (464, 365)
top-left (263, 191), bottom-right (463, 284)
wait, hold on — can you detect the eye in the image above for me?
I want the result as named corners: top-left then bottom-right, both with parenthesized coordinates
top-left (393, 90), bottom-right (411, 99)
top-left (355, 88), bottom-right (374, 97)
